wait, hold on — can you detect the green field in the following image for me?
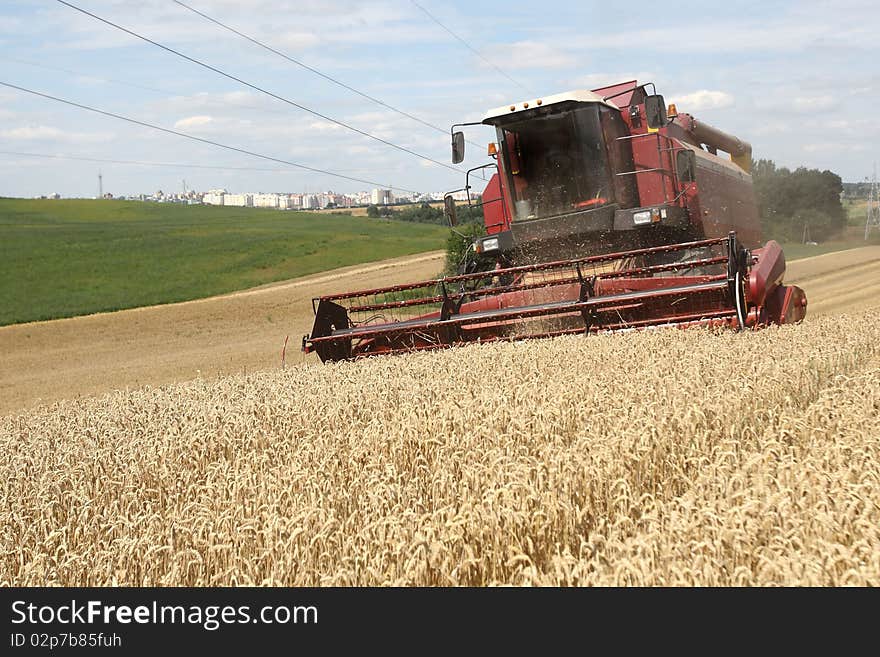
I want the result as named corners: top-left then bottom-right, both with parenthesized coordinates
top-left (779, 224), bottom-right (880, 261)
top-left (0, 198), bottom-right (447, 326)
top-left (844, 198), bottom-right (868, 225)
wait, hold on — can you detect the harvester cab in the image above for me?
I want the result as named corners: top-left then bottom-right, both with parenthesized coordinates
top-left (303, 80), bottom-right (806, 362)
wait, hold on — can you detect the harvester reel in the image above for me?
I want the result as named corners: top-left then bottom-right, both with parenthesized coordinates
top-left (303, 235), bottom-right (782, 362)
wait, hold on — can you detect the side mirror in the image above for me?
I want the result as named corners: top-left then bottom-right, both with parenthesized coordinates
top-left (443, 194), bottom-right (458, 227)
top-left (451, 131), bottom-right (465, 164)
top-left (645, 94), bottom-right (667, 130)
top-left (676, 149), bottom-right (697, 183)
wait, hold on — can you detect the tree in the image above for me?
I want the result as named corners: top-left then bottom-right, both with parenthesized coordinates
top-left (366, 204), bottom-right (380, 218)
top-left (751, 158), bottom-right (846, 242)
top-left (445, 223), bottom-right (488, 275)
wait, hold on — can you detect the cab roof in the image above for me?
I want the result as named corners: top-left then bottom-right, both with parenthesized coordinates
top-left (482, 89), bottom-right (620, 123)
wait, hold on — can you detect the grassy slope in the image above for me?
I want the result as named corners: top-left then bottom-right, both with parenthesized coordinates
top-left (0, 198), bottom-right (446, 325)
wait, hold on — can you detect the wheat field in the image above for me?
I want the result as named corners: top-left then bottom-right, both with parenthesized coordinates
top-left (2, 310), bottom-right (879, 586)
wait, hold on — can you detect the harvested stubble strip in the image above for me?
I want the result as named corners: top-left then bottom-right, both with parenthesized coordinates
top-left (1, 311), bottom-right (879, 586)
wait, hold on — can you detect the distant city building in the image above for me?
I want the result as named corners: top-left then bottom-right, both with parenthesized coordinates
top-left (224, 193), bottom-right (253, 208)
top-left (326, 192), bottom-right (350, 208)
top-left (203, 189), bottom-right (227, 206)
top-left (371, 188), bottom-right (393, 205)
top-left (253, 193), bottom-right (280, 209)
top-left (123, 186), bottom-right (431, 211)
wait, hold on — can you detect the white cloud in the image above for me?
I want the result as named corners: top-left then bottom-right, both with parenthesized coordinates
top-left (480, 41), bottom-right (576, 71)
top-left (150, 92), bottom-right (288, 119)
top-left (803, 142), bottom-right (867, 153)
top-left (0, 126), bottom-right (65, 140)
top-left (346, 110), bottom-right (396, 124)
top-left (570, 20), bottom-right (874, 53)
top-left (751, 121), bottom-right (795, 137)
top-left (792, 95), bottom-right (835, 112)
top-left (567, 72), bottom-right (658, 91)
top-left (43, 0), bottom-right (448, 52)
top-left (0, 125), bottom-right (113, 143)
top-left (173, 115), bottom-right (214, 130)
top-left (308, 121), bottom-right (345, 133)
top-left (669, 90), bottom-right (735, 112)
top-left (272, 31), bottom-right (321, 50)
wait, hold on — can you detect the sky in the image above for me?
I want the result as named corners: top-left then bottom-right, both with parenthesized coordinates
top-left (0, 0), bottom-right (878, 198)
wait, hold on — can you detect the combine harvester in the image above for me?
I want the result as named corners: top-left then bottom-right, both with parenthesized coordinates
top-left (303, 80), bottom-right (807, 362)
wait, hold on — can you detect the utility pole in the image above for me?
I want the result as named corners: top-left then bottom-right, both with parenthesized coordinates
top-left (98, 170), bottom-right (103, 199)
top-left (866, 163), bottom-right (880, 240)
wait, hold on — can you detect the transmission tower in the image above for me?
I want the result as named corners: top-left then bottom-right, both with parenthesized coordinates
top-left (867, 163), bottom-right (880, 240)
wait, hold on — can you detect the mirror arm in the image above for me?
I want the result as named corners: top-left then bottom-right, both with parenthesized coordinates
top-left (451, 121), bottom-right (484, 132)
top-left (450, 122), bottom-right (483, 165)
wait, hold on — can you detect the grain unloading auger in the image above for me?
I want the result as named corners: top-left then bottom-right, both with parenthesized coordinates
top-left (303, 80), bottom-right (807, 362)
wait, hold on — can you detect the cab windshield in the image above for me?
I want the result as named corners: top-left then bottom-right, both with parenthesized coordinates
top-left (495, 103), bottom-right (613, 222)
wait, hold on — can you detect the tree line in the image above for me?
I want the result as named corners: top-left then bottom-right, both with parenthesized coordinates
top-left (366, 201), bottom-right (484, 225)
top-left (842, 181), bottom-right (874, 199)
top-left (751, 159), bottom-right (845, 243)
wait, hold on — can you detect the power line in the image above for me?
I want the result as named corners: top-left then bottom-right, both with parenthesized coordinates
top-left (409, 1), bottom-right (533, 96)
top-left (3, 56), bottom-right (299, 118)
top-left (3, 56), bottom-right (173, 97)
top-left (0, 150), bottom-right (310, 172)
top-left (172, 0), bottom-right (481, 148)
top-left (55, 0), bottom-right (461, 173)
top-left (6, 55), bottom-right (484, 155)
top-left (0, 150), bottom-right (415, 174)
top-left (0, 81), bottom-right (418, 194)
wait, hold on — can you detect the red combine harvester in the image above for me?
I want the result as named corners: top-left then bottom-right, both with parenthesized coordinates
top-left (303, 80), bottom-right (807, 362)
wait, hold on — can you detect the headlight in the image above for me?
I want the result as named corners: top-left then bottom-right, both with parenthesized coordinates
top-left (633, 210), bottom-right (652, 225)
top-left (633, 208), bottom-right (663, 225)
top-left (481, 237), bottom-right (500, 252)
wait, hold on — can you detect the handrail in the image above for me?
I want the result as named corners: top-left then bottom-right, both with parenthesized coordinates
top-left (615, 131), bottom-right (683, 204)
